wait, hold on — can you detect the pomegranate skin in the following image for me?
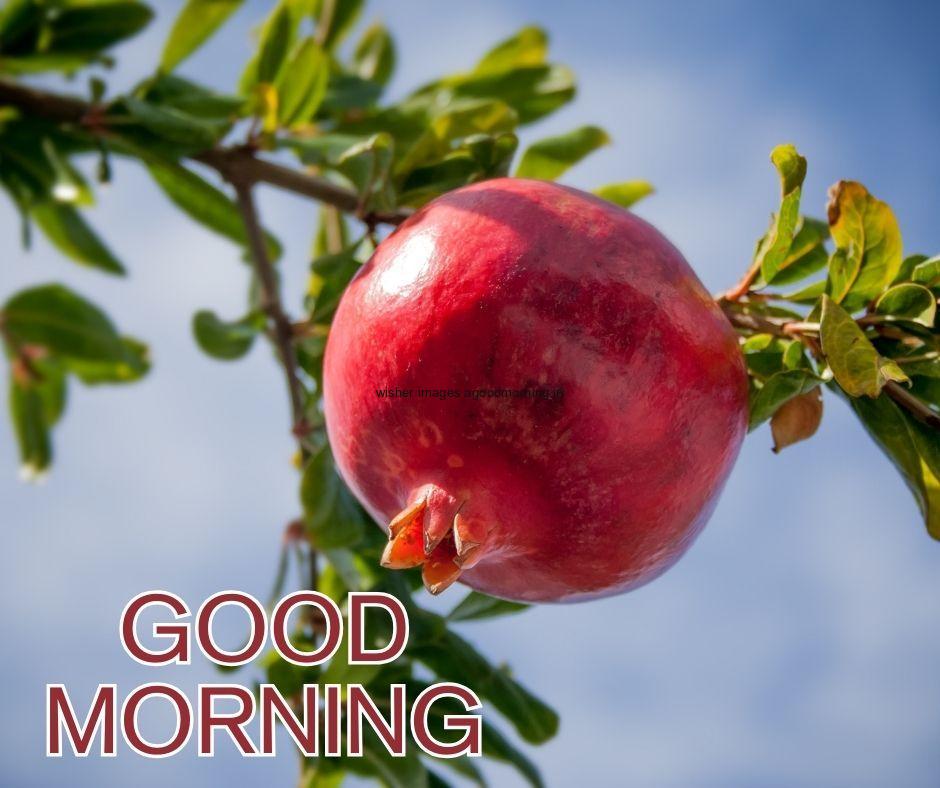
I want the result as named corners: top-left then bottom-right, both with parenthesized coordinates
top-left (323, 178), bottom-right (748, 603)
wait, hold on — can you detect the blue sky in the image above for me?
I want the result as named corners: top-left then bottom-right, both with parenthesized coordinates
top-left (3, 1), bottom-right (940, 786)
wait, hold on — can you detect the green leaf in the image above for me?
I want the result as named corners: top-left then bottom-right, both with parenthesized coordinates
top-left (0, 0), bottom-right (43, 52)
top-left (350, 736), bottom-right (428, 788)
top-left (263, 649), bottom-right (315, 698)
top-left (393, 96), bottom-right (516, 173)
top-left (463, 131), bottom-right (518, 175)
top-left (893, 253), bottom-right (928, 285)
top-left (256, 1), bottom-right (299, 84)
top-left (142, 74), bottom-right (245, 119)
top-left (334, 133), bottom-right (395, 211)
top-left (320, 72), bottom-right (382, 112)
top-left (756, 143), bottom-right (806, 285)
top-left (474, 26), bottom-right (548, 75)
top-left (398, 133), bottom-right (518, 207)
top-left (748, 369), bottom-right (821, 430)
top-left (300, 762), bottom-right (345, 788)
top-left (820, 295), bottom-right (909, 397)
top-left (192, 310), bottom-right (263, 360)
top-left (312, 0), bottom-right (363, 51)
top-left (317, 628), bottom-right (383, 687)
top-left (0, 0), bottom-right (152, 73)
top-left (515, 125), bottom-right (610, 180)
top-left (398, 155), bottom-right (480, 206)
top-left (430, 757), bottom-right (484, 787)
top-left (593, 180), bottom-right (654, 209)
top-left (160, 0), bottom-right (244, 73)
top-left (9, 380), bottom-right (51, 478)
top-left (874, 283), bottom-right (937, 327)
top-left (448, 591), bottom-right (529, 622)
top-left (309, 245), bottom-right (362, 323)
top-left (478, 720), bottom-right (543, 788)
top-left (911, 255), bottom-right (940, 287)
top-left (452, 64), bottom-right (575, 125)
top-left (31, 202), bottom-right (124, 275)
top-left (411, 678), bottom-right (544, 788)
top-left (275, 38), bottom-right (329, 127)
top-left (2, 284), bottom-right (132, 362)
top-left (146, 161), bottom-right (282, 260)
top-left (415, 628), bottom-right (558, 745)
top-left (118, 96), bottom-right (223, 150)
top-left (781, 279), bottom-right (827, 304)
top-left (741, 333), bottom-right (799, 379)
top-left (826, 180), bottom-right (903, 309)
top-left (763, 217), bottom-right (829, 287)
top-left (847, 391), bottom-right (940, 539)
top-left (42, 137), bottom-right (93, 206)
top-left (300, 445), bottom-right (368, 549)
top-left (67, 336), bottom-right (149, 383)
top-left (427, 768), bottom-right (457, 788)
top-left (8, 366), bottom-right (66, 478)
top-left (352, 22), bottom-right (395, 86)
top-left (38, 0), bottom-right (152, 53)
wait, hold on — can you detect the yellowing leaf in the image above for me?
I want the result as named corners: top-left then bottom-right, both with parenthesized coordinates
top-left (826, 180), bottom-right (903, 309)
top-left (820, 295), bottom-right (909, 397)
top-left (826, 247), bottom-right (860, 303)
top-left (593, 181), bottom-right (654, 209)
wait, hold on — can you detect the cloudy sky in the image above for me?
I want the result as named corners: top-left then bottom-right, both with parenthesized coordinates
top-left (3, 1), bottom-right (940, 786)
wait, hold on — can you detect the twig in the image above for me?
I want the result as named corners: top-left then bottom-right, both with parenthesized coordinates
top-left (231, 180), bottom-right (310, 446)
top-left (722, 260), bottom-right (762, 302)
top-left (884, 381), bottom-right (940, 430)
top-left (0, 78), bottom-right (412, 227)
top-left (232, 179), bottom-right (323, 595)
top-left (197, 148), bottom-right (410, 226)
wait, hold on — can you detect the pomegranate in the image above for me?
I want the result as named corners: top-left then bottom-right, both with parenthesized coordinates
top-left (323, 178), bottom-right (747, 602)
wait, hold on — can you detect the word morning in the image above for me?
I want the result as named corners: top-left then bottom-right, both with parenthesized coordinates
top-left (46, 590), bottom-right (482, 759)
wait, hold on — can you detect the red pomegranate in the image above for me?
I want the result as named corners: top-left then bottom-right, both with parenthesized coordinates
top-left (323, 178), bottom-right (747, 602)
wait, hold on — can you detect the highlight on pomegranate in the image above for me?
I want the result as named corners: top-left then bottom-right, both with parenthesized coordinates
top-left (2, 1), bottom-right (938, 786)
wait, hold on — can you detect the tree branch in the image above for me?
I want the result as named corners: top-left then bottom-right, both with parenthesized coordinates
top-left (231, 179), bottom-right (310, 448)
top-left (196, 148), bottom-right (410, 225)
top-left (0, 78), bottom-right (411, 226)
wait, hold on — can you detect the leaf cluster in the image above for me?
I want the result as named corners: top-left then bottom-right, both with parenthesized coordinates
top-left (730, 144), bottom-right (940, 538)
